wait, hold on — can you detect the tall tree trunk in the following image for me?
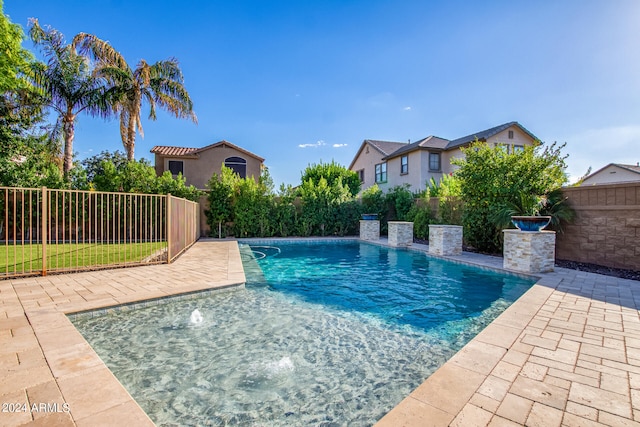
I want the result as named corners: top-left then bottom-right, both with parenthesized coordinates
top-left (125, 114), bottom-right (136, 160)
top-left (62, 113), bottom-right (75, 175)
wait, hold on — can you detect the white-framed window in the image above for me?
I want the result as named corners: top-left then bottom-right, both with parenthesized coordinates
top-left (224, 156), bottom-right (247, 178)
top-left (428, 153), bottom-right (441, 171)
top-left (400, 155), bottom-right (409, 174)
top-left (375, 162), bottom-right (387, 183)
top-left (168, 160), bottom-right (184, 176)
top-left (513, 145), bottom-right (525, 153)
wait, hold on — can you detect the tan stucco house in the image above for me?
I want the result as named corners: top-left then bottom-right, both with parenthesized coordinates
top-left (349, 122), bottom-right (539, 193)
top-left (580, 163), bottom-right (640, 186)
top-left (151, 140), bottom-right (264, 189)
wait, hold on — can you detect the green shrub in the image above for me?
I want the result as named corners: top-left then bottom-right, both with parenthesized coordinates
top-left (204, 162), bottom-right (365, 238)
top-left (333, 200), bottom-right (363, 236)
top-left (438, 196), bottom-right (464, 225)
top-left (405, 200), bottom-right (432, 240)
top-left (232, 177), bottom-right (273, 237)
top-left (360, 184), bottom-right (386, 218)
top-left (452, 141), bottom-right (569, 252)
top-left (301, 160), bottom-right (361, 197)
top-left (299, 177), bottom-right (336, 236)
top-left (205, 167), bottom-right (236, 238)
top-left (385, 184), bottom-right (414, 221)
top-left (272, 184), bottom-right (298, 237)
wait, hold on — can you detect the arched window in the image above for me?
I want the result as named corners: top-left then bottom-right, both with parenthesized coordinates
top-left (224, 156), bottom-right (247, 178)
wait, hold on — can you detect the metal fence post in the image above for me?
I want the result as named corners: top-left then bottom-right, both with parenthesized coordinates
top-left (41, 186), bottom-right (47, 276)
top-left (166, 194), bottom-right (172, 263)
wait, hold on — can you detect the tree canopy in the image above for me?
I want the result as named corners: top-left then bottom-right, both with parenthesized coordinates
top-left (0, 0), bottom-right (33, 93)
top-left (300, 160), bottom-right (361, 197)
top-left (452, 140), bottom-right (569, 252)
top-left (28, 19), bottom-right (113, 175)
top-left (72, 33), bottom-right (197, 160)
top-left (0, 3), bottom-right (62, 187)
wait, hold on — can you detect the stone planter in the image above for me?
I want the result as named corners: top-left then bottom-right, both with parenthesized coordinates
top-left (388, 221), bottom-right (413, 247)
top-left (428, 225), bottom-right (463, 256)
top-left (503, 229), bottom-right (556, 273)
top-left (359, 220), bottom-right (380, 241)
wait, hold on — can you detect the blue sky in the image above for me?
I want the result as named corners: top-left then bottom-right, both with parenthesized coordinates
top-left (5, 0), bottom-right (640, 187)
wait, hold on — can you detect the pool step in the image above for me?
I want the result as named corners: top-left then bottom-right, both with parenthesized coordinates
top-left (238, 244), bottom-right (268, 285)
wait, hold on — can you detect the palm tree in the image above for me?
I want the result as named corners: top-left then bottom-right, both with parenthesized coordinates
top-left (28, 19), bottom-right (112, 175)
top-left (72, 33), bottom-right (197, 161)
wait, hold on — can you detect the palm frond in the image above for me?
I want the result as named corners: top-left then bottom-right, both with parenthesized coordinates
top-left (71, 32), bottom-right (128, 70)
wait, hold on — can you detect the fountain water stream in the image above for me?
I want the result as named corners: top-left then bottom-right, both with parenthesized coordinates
top-left (189, 309), bottom-right (203, 325)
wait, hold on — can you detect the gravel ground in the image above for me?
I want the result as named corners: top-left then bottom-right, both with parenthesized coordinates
top-left (413, 238), bottom-right (640, 282)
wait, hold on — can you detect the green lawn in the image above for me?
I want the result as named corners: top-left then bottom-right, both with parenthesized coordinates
top-left (0, 241), bottom-right (167, 275)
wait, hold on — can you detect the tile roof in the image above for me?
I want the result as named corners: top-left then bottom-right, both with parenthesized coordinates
top-left (150, 140), bottom-right (265, 162)
top-left (445, 121), bottom-right (538, 150)
top-left (150, 146), bottom-right (198, 156)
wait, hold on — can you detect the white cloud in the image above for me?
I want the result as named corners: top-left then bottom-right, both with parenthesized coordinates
top-left (403, 106), bottom-right (412, 111)
top-left (298, 140), bottom-right (326, 148)
top-left (333, 143), bottom-right (348, 148)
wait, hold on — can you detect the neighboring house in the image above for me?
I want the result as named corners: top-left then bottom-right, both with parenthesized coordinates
top-left (151, 140), bottom-right (265, 189)
top-left (580, 163), bottom-right (640, 186)
top-left (349, 121), bottom-right (539, 192)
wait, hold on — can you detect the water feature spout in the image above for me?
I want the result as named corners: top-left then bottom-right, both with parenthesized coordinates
top-left (190, 309), bottom-right (203, 325)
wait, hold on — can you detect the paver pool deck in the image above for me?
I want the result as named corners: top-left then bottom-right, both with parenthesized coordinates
top-left (1, 238), bottom-right (639, 426)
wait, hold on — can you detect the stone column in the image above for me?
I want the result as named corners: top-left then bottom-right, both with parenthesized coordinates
top-left (359, 220), bottom-right (380, 241)
top-left (428, 225), bottom-right (463, 256)
top-left (388, 221), bottom-right (413, 247)
top-left (503, 229), bottom-right (556, 273)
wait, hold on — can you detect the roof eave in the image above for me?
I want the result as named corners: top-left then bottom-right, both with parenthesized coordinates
top-left (383, 146), bottom-right (443, 161)
top-left (194, 140), bottom-right (265, 162)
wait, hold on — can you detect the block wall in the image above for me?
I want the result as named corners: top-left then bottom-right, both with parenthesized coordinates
top-left (556, 182), bottom-right (640, 271)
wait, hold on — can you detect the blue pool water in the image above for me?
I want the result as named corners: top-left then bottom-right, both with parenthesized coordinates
top-left (71, 240), bottom-right (535, 426)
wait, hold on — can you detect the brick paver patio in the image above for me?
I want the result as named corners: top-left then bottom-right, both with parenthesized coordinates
top-left (1, 238), bottom-right (639, 426)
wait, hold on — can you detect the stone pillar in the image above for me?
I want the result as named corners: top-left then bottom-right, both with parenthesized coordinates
top-left (359, 220), bottom-right (380, 241)
top-left (388, 221), bottom-right (413, 247)
top-left (428, 225), bottom-right (463, 256)
top-left (503, 229), bottom-right (556, 273)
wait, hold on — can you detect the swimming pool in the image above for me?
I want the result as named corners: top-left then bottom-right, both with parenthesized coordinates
top-left (70, 240), bottom-right (535, 426)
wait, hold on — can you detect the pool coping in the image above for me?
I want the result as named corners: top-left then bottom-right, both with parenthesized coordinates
top-left (2, 237), bottom-right (640, 426)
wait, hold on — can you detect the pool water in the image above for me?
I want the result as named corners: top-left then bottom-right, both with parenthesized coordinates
top-left (70, 241), bottom-right (535, 426)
